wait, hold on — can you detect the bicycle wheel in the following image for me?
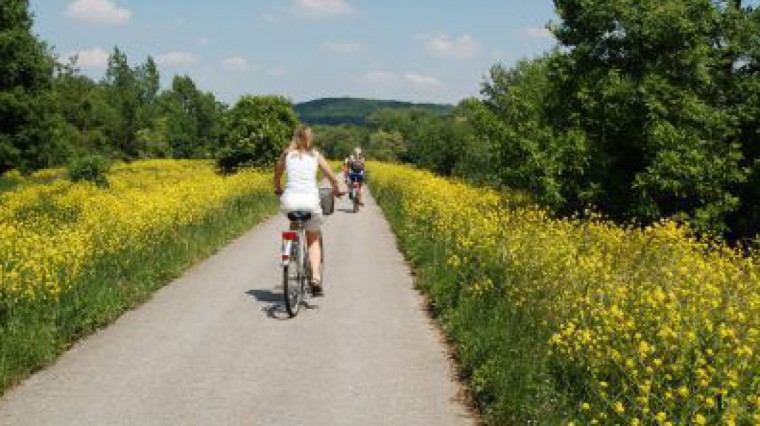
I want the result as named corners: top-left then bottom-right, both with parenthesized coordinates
top-left (283, 243), bottom-right (302, 317)
top-left (317, 234), bottom-right (325, 289)
top-left (352, 193), bottom-right (359, 213)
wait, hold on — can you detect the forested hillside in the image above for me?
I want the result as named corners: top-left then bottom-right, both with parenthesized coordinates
top-left (294, 97), bottom-right (452, 125)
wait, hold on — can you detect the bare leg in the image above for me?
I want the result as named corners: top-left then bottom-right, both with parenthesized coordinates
top-left (307, 230), bottom-right (321, 282)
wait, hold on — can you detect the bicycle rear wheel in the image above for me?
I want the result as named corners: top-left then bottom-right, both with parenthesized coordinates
top-left (283, 244), bottom-right (303, 317)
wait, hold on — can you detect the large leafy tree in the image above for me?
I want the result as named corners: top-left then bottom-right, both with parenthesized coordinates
top-left (0, 0), bottom-right (67, 172)
top-left (479, 56), bottom-right (590, 209)
top-left (552, 0), bottom-right (749, 232)
top-left (53, 59), bottom-right (119, 157)
top-left (155, 75), bottom-right (223, 159)
top-left (103, 47), bottom-right (142, 158)
top-left (216, 95), bottom-right (298, 173)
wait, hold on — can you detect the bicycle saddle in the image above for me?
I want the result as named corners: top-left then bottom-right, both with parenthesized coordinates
top-left (287, 211), bottom-right (312, 222)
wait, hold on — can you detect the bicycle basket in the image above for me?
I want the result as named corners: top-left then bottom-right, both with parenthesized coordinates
top-left (319, 187), bottom-right (335, 215)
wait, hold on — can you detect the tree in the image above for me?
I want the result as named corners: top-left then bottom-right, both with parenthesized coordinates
top-left (479, 57), bottom-right (590, 209)
top-left (157, 75), bottom-right (223, 159)
top-left (103, 47), bottom-right (141, 158)
top-left (0, 0), bottom-right (67, 172)
top-left (216, 95), bottom-right (298, 173)
top-left (552, 0), bottom-right (748, 232)
top-left (367, 130), bottom-right (405, 162)
top-left (312, 124), bottom-right (367, 159)
top-left (53, 58), bottom-right (118, 157)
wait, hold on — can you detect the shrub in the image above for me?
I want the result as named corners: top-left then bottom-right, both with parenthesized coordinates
top-left (68, 155), bottom-right (111, 187)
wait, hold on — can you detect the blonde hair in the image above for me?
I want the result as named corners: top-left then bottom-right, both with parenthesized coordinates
top-left (288, 125), bottom-right (313, 153)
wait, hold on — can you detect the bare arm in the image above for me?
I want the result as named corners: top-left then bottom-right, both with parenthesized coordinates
top-left (317, 154), bottom-right (342, 196)
top-left (274, 151), bottom-right (287, 195)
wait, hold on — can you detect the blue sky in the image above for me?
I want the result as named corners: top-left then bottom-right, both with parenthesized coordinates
top-left (30, 0), bottom-right (558, 105)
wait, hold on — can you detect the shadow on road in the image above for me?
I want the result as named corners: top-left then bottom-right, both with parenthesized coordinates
top-left (245, 289), bottom-right (289, 320)
top-left (337, 208), bottom-right (357, 214)
top-left (245, 289), bottom-right (320, 320)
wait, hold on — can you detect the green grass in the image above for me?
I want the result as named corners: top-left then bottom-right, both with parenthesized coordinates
top-left (0, 191), bottom-right (277, 394)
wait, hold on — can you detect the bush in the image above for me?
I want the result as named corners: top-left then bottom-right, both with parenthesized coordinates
top-left (68, 155), bottom-right (111, 187)
top-left (216, 95), bottom-right (298, 174)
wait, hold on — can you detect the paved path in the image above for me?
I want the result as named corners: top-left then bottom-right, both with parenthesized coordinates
top-left (0, 188), bottom-right (474, 425)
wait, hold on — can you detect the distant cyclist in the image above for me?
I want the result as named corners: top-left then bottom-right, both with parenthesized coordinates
top-left (342, 154), bottom-right (353, 187)
top-left (274, 125), bottom-right (341, 294)
top-left (347, 147), bottom-right (366, 205)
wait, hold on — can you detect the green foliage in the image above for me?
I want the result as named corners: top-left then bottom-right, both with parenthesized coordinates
top-left (68, 154), bottom-right (111, 187)
top-left (157, 75), bottom-right (224, 159)
top-left (312, 124), bottom-right (368, 159)
top-left (365, 107), bottom-right (463, 173)
top-left (0, 0), bottom-right (68, 173)
top-left (216, 95), bottom-right (298, 173)
top-left (295, 97), bottom-right (452, 125)
top-left (367, 130), bottom-right (405, 162)
top-left (548, 0), bottom-right (753, 233)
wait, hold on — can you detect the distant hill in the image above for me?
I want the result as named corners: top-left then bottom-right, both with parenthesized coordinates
top-left (294, 97), bottom-right (453, 125)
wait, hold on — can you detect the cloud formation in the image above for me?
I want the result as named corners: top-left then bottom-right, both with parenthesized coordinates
top-left (66, 0), bottom-right (132, 25)
top-left (291, 0), bottom-right (355, 18)
top-left (156, 52), bottom-right (198, 67)
top-left (222, 57), bottom-right (251, 72)
top-left (403, 73), bottom-right (441, 87)
top-left (321, 42), bottom-right (364, 55)
top-left (68, 47), bottom-right (110, 69)
top-left (362, 71), bottom-right (441, 89)
top-left (416, 33), bottom-right (481, 59)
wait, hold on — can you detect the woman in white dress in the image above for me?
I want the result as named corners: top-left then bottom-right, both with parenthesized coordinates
top-left (274, 126), bottom-right (341, 294)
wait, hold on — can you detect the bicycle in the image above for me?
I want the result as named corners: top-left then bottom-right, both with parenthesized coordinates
top-left (347, 171), bottom-right (365, 213)
top-left (280, 211), bottom-right (324, 317)
top-left (348, 180), bottom-right (360, 213)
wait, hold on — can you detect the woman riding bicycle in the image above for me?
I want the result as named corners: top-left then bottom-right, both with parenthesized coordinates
top-left (274, 125), bottom-right (341, 294)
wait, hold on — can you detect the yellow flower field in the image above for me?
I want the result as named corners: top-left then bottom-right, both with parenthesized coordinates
top-left (0, 159), bottom-right (273, 306)
top-left (1, 159), bottom-right (277, 393)
top-left (369, 162), bottom-right (760, 424)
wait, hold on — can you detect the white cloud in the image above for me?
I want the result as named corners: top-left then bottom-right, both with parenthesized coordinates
top-left (521, 26), bottom-right (553, 39)
top-left (292, 0), bottom-right (355, 18)
top-left (415, 33), bottom-right (481, 59)
top-left (156, 51), bottom-right (198, 67)
top-left (321, 42), bottom-right (364, 55)
top-left (404, 73), bottom-right (441, 87)
top-left (362, 71), bottom-right (442, 89)
top-left (268, 67), bottom-right (288, 77)
top-left (222, 56), bottom-right (251, 72)
top-left (66, 0), bottom-right (132, 25)
top-left (68, 47), bottom-right (109, 69)
top-left (362, 71), bottom-right (398, 84)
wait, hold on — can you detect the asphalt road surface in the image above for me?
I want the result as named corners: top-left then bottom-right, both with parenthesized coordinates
top-left (0, 188), bottom-right (474, 425)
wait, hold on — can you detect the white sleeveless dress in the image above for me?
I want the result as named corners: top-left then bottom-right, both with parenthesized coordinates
top-left (280, 150), bottom-right (324, 231)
